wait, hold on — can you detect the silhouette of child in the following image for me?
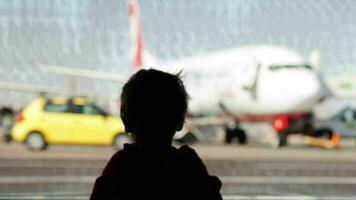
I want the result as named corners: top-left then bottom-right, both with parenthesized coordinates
top-left (90, 69), bottom-right (222, 200)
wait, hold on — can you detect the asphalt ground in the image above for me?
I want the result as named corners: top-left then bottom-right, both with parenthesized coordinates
top-left (1, 140), bottom-right (356, 199)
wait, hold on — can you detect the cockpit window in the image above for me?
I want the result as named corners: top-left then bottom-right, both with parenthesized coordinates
top-left (269, 64), bottom-right (312, 71)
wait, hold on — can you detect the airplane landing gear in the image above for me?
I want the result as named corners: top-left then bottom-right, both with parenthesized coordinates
top-left (225, 127), bottom-right (248, 144)
top-left (278, 132), bottom-right (288, 147)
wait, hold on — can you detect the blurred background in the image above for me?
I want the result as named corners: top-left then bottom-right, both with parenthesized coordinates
top-left (1, 0), bottom-right (356, 199)
top-left (0, 0), bottom-right (356, 108)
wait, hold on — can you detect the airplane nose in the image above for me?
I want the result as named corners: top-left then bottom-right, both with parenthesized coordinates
top-left (296, 72), bottom-right (321, 99)
top-left (288, 71), bottom-right (322, 110)
top-left (245, 69), bottom-right (322, 113)
top-left (264, 69), bottom-right (322, 112)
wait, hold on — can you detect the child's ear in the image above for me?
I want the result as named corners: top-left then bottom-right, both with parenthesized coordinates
top-left (176, 118), bottom-right (184, 131)
top-left (120, 108), bottom-right (132, 133)
top-left (123, 120), bottom-right (132, 133)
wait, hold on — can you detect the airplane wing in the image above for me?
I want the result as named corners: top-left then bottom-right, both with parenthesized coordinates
top-left (38, 64), bottom-right (128, 83)
top-left (0, 80), bottom-right (119, 101)
top-left (0, 81), bottom-right (67, 95)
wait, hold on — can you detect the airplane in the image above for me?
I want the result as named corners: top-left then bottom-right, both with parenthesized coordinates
top-left (129, 0), bottom-right (323, 115)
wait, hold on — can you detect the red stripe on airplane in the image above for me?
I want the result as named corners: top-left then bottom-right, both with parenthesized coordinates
top-left (128, 2), bottom-right (135, 16)
top-left (134, 25), bottom-right (143, 69)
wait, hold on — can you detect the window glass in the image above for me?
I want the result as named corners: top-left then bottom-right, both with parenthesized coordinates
top-left (44, 103), bottom-right (69, 113)
top-left (68, 104), bottom-right (84, 114)
top-left (343, 109), bottom-right (354, 123)
top-left (269, 64), bottom-right (312, 71)
top-left (82, 104), bottom-right (102, 115)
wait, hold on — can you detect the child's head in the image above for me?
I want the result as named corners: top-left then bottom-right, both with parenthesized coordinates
top-left (120, 69), bottom-right (189, 145)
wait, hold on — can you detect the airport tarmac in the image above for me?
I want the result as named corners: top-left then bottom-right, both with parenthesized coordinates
top-left (1, 138), bottom-right (356, 161)
top-left (1, 141), bottom-right (356, 199)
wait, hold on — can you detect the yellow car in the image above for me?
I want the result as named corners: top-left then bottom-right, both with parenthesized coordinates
top-left (12, 97), bottom-right (130, 150)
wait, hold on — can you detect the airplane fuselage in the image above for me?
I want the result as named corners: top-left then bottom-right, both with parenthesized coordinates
top-left (156, 45), bottom-right (322, 116)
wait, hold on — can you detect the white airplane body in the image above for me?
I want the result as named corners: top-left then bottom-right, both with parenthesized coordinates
top-left (155, 46), bottom-right (320, 115)
top-left (129, 0), bottom-right (322, 116)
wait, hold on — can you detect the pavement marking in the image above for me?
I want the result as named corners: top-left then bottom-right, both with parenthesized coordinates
top-left (2, 162), bottom-right (356, 170)
top-left (0, 176), bottom-right (96, 184)
top-left (0, 163), bottom-right (103, 169)
top-left (0, 195), bottom-right (355, 200)
top-left (222, 196), bottom-right (356, 200)
top-left (2, 176), bottom-right (356, 185)
top-left (220, 176), bottom-right (356, 184)
top-left (0, 196), bottom-right (87, 200)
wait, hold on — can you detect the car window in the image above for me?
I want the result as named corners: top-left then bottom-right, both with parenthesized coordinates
top-left (68, 104), bottom-right (84, 114)
top-left (82, 105), bottom-right (103, 115)
top-left (44, 103), bottom-right (69, 113)
top-left (343, 109), bottom-right (354, 123)
top-left (67, 104), bottom-right (106, 115)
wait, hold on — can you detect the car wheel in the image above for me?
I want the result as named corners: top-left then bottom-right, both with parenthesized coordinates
top-left (224, 128), bottom-right (248, 144)
top-left (26, 132), bottom-right (47, 151)
top-left (224, 128), bottom-right (233, 144)
top-left (236, 129), bottom-right (248, 144)
top-left (3, 134), bottom-right (12, 143)
top-left (113, 133), bottom-right (132, 150)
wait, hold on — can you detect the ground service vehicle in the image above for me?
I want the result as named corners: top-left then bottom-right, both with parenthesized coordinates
top-left (315, 107), bottom-right (356, 138)
top-left (12, 97), bottom-right (129, 150)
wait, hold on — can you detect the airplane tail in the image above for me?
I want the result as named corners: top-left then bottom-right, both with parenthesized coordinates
top-left (128, 0), bottom-right (157, 70)
top-left (309, 49), bottom-right (321, 71)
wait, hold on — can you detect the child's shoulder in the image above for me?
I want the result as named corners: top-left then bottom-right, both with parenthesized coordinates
top-left (102, 143), bottom-right (136, 175)
top-left (177, 145), bottom-right (198, 157)
top-left (177, 145), bottom-right (208, 173)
